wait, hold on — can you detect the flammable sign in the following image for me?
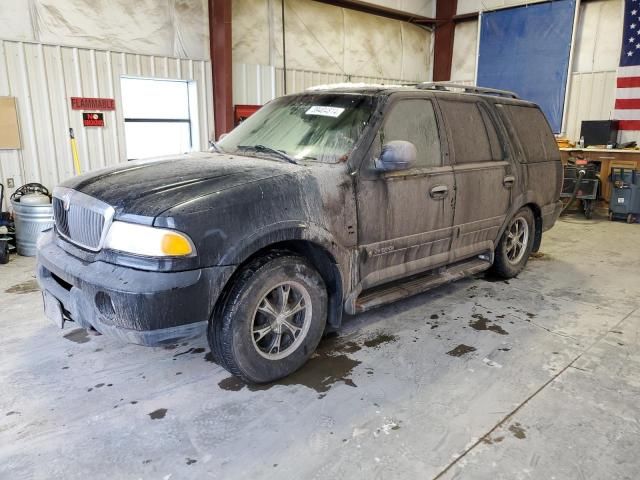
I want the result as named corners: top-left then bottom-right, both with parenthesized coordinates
top-left (82, 112), bottom-right (104, 127)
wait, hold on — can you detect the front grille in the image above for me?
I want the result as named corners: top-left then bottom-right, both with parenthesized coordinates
top-left (52, 187), bottom-right (114, 251)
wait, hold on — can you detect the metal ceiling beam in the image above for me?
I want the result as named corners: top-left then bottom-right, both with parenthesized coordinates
top-left (312, 0), bottom-right (436, 25)
top-left (433, 0), bottom-right (457, 81)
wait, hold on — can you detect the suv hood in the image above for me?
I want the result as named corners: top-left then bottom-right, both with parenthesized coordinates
top-left (60, 152), bottom-right (299, 218)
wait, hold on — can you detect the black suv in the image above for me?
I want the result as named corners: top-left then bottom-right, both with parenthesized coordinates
top-left (37, 83), bottom-right (562, 383)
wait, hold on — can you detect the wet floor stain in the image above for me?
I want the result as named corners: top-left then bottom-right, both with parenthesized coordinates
top-left (509, 422), bottom-right (527, 439)
top-left (63, 329), bottom-right (90, 344)
top-left (529, 252), bottom-right (550, 261)
top-left (204, 352), bottom-right (217, 363)
top-left (446, 344), bottom-right (476, 357)
top-left (173, 347), bottom-right (206, 357)
top-left (469, 314), bottom-right (508, 335)
top-left (482, 435), bottom-right (505, 445)
top-left (481, 274), bottom-right (510, 284)
top-left (218, 336), bottom-right (362, 396)
top-left (148, 408), bottom-right (167, 420)
top-left (5, 279), bottom-right (40, 294)
top-left (363, 333), bottom-right (397, 348)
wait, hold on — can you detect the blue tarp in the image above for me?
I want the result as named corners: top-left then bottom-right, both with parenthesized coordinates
top-left (477, 0), bottom-right (576, 133)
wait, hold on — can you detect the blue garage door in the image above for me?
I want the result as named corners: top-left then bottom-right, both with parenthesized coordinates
top-left (477, 0), bottom-right (576, 133)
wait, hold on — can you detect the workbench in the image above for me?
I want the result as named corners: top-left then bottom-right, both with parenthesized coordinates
top-left (559, 148), bottom-right (640, 201)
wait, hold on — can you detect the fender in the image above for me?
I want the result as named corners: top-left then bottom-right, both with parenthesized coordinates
top-left (495, 190), bottom-right (544, 252)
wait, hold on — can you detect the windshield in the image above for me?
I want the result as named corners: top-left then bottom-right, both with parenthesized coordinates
top-left (218, 93), bottom-right (376, 163)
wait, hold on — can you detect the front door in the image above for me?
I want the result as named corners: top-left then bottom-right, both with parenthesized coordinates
top-left (356, 96), bottom-right (455, 291)
top-left (437, 98), bottom-right (513, 261)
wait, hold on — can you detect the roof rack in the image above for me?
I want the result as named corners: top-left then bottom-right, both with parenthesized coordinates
top-left (415, 82), bottom-right (519, 99)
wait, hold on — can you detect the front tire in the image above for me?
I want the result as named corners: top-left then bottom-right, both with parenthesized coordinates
top-left (208, 252), bottom-right (327, 384)
top-left (490, 207), bottom-right (535, 279)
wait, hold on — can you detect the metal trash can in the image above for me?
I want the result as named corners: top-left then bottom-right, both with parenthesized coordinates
top-left (11, 194), bottom-right (54, 256)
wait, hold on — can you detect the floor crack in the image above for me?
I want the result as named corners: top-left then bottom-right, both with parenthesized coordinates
top-left (431, 306), bottom-right (638, 480)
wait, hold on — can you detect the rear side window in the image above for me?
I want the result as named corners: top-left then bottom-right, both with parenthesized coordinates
top-left (381, 99), bottom-right (442, 168)
top-left (439, 100), bottom-right (503, 164)
top-left (500, 105), bottom-right (558, 163)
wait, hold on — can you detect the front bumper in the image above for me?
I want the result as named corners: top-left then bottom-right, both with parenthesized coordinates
top-left (36, 230), bottom-right (235, 346)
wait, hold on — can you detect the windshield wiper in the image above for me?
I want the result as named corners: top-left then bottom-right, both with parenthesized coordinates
top-left (208, 139), bottom-right (223, 153)
top-left (237, 144), bottom-right (298, 164)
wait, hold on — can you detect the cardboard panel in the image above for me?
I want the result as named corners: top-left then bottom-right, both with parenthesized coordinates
top-left (0, 96), bottom-right (21, 149)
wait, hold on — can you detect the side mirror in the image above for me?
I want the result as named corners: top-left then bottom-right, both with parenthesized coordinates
top-left (374, 141), bottom-right (417, 172)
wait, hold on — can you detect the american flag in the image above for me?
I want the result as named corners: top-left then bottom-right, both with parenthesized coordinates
top-left (616, 0), bottom-right (640, 132)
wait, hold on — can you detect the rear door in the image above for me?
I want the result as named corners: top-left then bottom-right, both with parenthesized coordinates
top-left (437, 97), bottom-right (514, 261)
top-left (496, 104), bottom-right (562, 211)
top-left (356, 95), bottom-right (455, 290)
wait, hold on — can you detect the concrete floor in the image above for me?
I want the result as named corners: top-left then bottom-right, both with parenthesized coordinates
top-left (1, 215), bottom-right (639, 480)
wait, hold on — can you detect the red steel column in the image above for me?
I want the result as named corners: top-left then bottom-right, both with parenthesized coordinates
top-left (433, 0), bottom-right (458, 82)
top-left (209, 0), bottom-right (233, 139)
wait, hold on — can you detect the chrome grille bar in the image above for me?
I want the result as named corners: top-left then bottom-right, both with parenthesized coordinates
top-left (52, 187), bottom-right (115, 251)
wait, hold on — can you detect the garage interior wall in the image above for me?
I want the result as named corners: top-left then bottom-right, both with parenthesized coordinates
top-left (232, 0), bottom-right (435, 105)
top-left (450, 0), bottom-right (624, 142)
top-left (0, 0), bottom-right (214, 210)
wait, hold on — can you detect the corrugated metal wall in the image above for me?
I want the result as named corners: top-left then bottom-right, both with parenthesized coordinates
top-left (0, 39), bottom-right (213, 210)
top-left (565, 70), bottom-right (617, 143)
top-left (232, 62), bottom-right (411, 105)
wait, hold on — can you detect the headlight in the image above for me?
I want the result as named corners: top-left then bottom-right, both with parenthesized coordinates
top-left (104, 221), bottom-right (196, 257)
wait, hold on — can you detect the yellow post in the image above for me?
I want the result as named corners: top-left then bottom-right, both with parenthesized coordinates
top-left (69, 128), bottom-right (81, 175)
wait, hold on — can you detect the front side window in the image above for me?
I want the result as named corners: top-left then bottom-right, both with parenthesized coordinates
top-left (379, 99), bottom-right (442, 168)
top-left (218, 94), bottom-right (375, 163)
top-left (439, 99), bottom-right (503, 164)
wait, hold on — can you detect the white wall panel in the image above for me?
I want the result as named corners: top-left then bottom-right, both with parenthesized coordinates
top-left (451, 20), bottom-right (478, 84)
top-left (233, 0), bottom-right (433, 82)
top-left (0, 0), bottom-right (209, 60)
top-left (0, 40), bottom-right (213, 210)
top-left (565, 70), bottom-right (617, 142)
top-left (233, 62), bottom-right (412, 106)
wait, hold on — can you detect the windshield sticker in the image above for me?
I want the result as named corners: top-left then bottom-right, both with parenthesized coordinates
top-left (305, 106), bottom-right (345, 118)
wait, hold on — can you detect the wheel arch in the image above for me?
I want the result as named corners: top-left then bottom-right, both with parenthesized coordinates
top-left (212, 225), bottom-right (346, 332)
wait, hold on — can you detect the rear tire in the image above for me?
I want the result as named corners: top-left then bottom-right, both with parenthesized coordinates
top-left (490, 207), bottom-right (535, 279)
top-left (208, 252), bottom-right (327, 384)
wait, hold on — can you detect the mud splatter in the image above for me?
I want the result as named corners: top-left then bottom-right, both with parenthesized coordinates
top-left (6, 411), bottom-right (20, 416)
top-left (446, 344), bottom-right (476, 357)
top-left (5, 279), bottom-right (40, 294)
top-left (218, 336), bottom-right (362, 395)
top-left (509, 422), bottom-right (527, 439)
top-left (430, 314), bottom-right (439, 320)
top-left (469, 314), bottom-right (508, 335)
top-left (363, 333), bottom-right (397, 348)
top-left (185, 458), bottom-right (197, 465)
top-left (63, 329), bottom-right (90, 344)
top-left (148, 408), bottom-right (167, 420)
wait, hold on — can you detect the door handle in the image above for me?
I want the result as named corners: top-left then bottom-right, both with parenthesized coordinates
top-left (430, 185), bottom-right (449, 199)
top-left (503, 175), bottom-right (515, 187)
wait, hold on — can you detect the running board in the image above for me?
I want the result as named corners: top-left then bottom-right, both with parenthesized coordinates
top-left (354, 258), bottom-right (492, 314)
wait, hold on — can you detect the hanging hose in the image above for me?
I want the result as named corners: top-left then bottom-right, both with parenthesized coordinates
top-left (561, 169), bottom-right (586, 214)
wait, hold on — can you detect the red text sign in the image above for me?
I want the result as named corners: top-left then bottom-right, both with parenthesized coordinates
top-left (71, 97), bottom-right (115, 110)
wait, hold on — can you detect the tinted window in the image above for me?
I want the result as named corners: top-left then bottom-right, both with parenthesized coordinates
top-left (501, 105), bottom-right (558, 163)
top-left (439, 100), bottom-right (503, 164)
top-left (381, 99), bottom-right (442, 168)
